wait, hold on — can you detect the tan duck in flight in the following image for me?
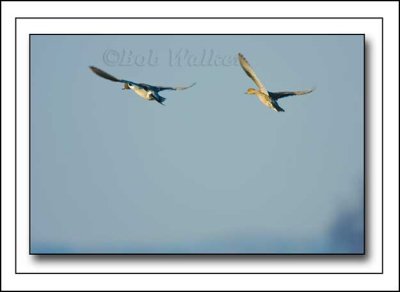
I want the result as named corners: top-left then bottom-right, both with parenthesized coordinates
top-left (238, 53), bottom-right (314, 112)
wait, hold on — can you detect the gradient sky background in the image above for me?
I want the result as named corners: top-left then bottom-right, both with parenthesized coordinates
top-left (30, 35), bottom-right (364, 254)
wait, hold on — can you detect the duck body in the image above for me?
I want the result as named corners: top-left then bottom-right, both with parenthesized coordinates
top-left (254, 91), bottom-right (285, 112)
top-left (125, 83), bottom-right (155, 101)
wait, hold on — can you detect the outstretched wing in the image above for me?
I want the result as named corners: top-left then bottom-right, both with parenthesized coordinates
top-left (153, 82), bottom-right (196, 92)
top-left (90, 66), bottom-right (141, 88)
top-left (238, 53), bottom-right (267, 92)
top-left (89, 66), bottom-right (122, 82)
top-left (269, 88), bottom-right (315, 100)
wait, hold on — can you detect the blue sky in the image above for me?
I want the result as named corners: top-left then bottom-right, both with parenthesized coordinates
top-left (30, 35), bottom-right (364, 254)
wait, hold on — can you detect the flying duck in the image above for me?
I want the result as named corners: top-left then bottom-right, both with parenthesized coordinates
top-left (238, 53), bottom-right (314, 112)
top-left (89, 66), bottom-right (196, 105)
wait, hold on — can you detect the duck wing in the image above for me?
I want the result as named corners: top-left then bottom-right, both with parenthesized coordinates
top-left (238, 53), bottom-right (268, 93)
top-left (152, 82), bottom-right (196, 92)
top-left (89, 66), bottom-right (123, 82)
top-left (89, 66), bottom-right (141, 87)
top-left (269, 88), bottom-right (315, 100)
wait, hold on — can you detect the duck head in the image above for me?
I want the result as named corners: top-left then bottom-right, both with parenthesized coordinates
top-left (245, 88), bottom-right (257, 95)
top-left (122, 83), bottom-right (130, 90)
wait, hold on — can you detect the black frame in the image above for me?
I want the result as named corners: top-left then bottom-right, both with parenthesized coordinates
top-left (15, 17), bottom-right (382, 274)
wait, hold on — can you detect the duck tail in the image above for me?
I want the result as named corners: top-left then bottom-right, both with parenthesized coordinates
top-left (153, 92), bottom-right (166, 105)
top-left (274, 104), bottom-right (285, 112)
top-left (158, 96), bottom-right (166, 105)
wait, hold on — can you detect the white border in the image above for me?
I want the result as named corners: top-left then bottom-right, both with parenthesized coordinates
top-left (17, 17), bottom-right (381, 274)
top-left (2, 1), bottom-right (398, 291)
top-left (7, 2), bottom-right (389, 276)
